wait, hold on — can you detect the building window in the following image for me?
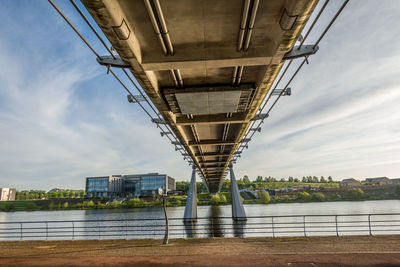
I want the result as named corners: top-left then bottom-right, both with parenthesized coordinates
top-left (141, 176), bottom-right (166, 191)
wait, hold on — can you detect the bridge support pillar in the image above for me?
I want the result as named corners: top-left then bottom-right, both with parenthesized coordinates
top-left (184, 166), bottom-right (197, 221)
top-left (229, 164), bottom-right (246, 220)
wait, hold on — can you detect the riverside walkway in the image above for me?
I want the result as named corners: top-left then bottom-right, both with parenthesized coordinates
top-left (1, 235), bottom-right (400, 266)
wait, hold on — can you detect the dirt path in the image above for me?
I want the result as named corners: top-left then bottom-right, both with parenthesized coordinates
top-left (1, 235), bottom-right (399, 266)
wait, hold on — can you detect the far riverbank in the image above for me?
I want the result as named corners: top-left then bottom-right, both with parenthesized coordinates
top-left (0, 186), bottom-right (399, 213)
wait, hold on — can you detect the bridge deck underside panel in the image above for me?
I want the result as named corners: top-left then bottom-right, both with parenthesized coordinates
top-left (82, 0), bottom-right (318, 193)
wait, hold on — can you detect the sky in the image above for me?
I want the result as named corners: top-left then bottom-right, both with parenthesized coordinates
top-left (0, 0), bottom-right (399, 190)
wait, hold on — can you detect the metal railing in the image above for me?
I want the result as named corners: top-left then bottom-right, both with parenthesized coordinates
top-left (0, 213), bottom-right (399, 241)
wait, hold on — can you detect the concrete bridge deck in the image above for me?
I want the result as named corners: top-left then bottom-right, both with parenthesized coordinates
top-left (81, 0), bottom-right (319, 192)
top-left (1, 235), bottom-right (400, 266)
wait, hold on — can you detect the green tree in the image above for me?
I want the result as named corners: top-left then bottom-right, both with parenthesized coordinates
top-left (126, 198), bottom-right (143, 208)
top-left (297, 192), bottom-right (311, 202)
top-left (26, 203), bottom-right (38, 210)
top-left (83, 200), bottom-right (95, 208)
top-left (311, 192), bottom-right (326, 202)
top-left (277, 195), bottom-right (290, 203)
top-left (48, 202), bottom-right (55, 210)
top-left (328, 176), bottom-right (333, 183)
top-left (221, 179), bottom-right (230, 192)
top-left (302, 177), bottom-right (307, 182)
top-left (256, 176), bottom-right (263, 182)
top-left (345, 188), bottom-right (365, 200)
top-left (395, 184), bottom-right (400, 197)
top-left (320, 176), bottom-right (327, 183)
top-left (288, 177), bottom-right (294, 182)
top-left (294, 178), bottom-right (300, 183)
top-left (258, 191), bottom-right (271, 204)
top-left (210, 194), bottom-right (221, 205)
top-left (176, 181), bottom-right (190, 193)
top-left (219, 194), bottom-right (227, 204)
top-left (4, 203), bottom-right (15, 211)
top-left (243, 175), bottom-right (251, 184)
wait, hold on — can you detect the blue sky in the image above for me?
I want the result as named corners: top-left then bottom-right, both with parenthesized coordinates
top-left (0, 1), bottom-right (400, 190)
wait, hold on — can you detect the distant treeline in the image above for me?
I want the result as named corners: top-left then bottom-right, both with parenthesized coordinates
top-left (2, 185), bottom-right (399, 212)
top-left (15, 189), bottom-right (85, 200)
top-left (176, 175), bottom-right (339, 194)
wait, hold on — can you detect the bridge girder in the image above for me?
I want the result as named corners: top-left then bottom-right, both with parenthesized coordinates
top-left (82, 0), bottom-right (319, 193)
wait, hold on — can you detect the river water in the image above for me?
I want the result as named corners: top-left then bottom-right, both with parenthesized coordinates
top-left (0, 200), bottom-right (399, 240)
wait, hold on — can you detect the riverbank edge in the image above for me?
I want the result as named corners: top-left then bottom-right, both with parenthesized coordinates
top-left (1, 196), bottom-right (400, 212)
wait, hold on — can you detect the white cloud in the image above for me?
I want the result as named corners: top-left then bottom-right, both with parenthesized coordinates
top-left (1, 0), bottom-right (400, 191)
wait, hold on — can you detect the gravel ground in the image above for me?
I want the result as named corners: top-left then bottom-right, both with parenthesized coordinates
top-left (0, 235), bottom-right (399, 266)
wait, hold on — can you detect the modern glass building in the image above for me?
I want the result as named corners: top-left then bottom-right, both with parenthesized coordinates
top-left (86, 173), bottom-right (176, 198)
top-left (86, 176), bottom-right (123, 198)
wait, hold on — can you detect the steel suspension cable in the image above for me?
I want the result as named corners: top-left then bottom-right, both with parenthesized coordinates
top-left (70, 0), bottom-right (162, 120)
top-left (298, 0), bottom-right (330, 50)
top-left (233, 0), bottom-right (350, 162)
top-left (68, 0), bottom-right (190, 158)
top-left (48, 0), bottom-right (100, 58)
top-left (48, 0), bottom-right (189, 157)
top-left (69, 0), bottom-right (116, 59)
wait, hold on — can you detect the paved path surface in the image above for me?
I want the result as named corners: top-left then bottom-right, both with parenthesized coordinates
top-left (1, 236), bottom-right (400, 266)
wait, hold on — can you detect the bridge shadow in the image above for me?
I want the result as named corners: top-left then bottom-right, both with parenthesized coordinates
top-left (209, 205), bottom-right (224, 238)
top-left (183, 220), bottom-right (197, 238)
top-left (233, 219), bottom-right (246, 238)
top-left (183, 205), bottom-right (247, 238)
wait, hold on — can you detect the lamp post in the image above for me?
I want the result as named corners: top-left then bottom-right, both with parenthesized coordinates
top-left (158, 188), bottom-right (169, 244)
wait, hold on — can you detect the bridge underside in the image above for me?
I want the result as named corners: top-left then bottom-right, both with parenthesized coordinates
top-left (82, 0), bottom-right (318, 193)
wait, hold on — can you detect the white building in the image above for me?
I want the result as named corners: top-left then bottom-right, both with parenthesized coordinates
top-left (0, 188), bottom-right (16, 201)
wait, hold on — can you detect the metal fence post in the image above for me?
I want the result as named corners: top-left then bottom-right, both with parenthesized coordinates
top-left (98, 223), bottom-right (100, 240)
top-left (335, 216), bottom-right (339, 237)
top-left (72, 222), bottom-right (75, 240)
top-left (368, 214), bottom-right (372, 236)
top-left (125, 221), bottom-right (128, 240)
top-left (163, 196), bottom-right (169, 245)
top-left (303, 216), bottom-right (306, 237)
top-left (20, 223), bottom-right (23, 241)
top-left (211, 219), bottom-right (214, 238)
top-left (272, 216), bottom-right (275, 238)
top-left (46, 222), bottom-right (48, 240)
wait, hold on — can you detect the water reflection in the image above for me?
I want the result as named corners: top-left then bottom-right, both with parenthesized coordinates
top-left (209, 205), bottom-right (223, 237)
top-left (233, 219), bottom-right (246, 238)
top-left (184, 220), bottom-right (197, 238)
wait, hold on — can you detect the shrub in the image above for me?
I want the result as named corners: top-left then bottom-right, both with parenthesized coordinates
top-left (297, 192), bottom-right (311, 202)
top-left (219, 194), bottom-right (227, 204)
top-left (48, 202), bottom-right (55, 210)
top-left (276, 195), bottom-right (290, 203)
top-left (96, 202), bottom-right (106, 209)
top-left (126, 198), bottom-right (143, 208)
top-left (4, 203), bottom-right (15, 211)
top-left (258, 191), bottom-right (271, 204)
top-left (210, 194), bottom-right (221, 205)
top-left (109, 201), bottom-right (121, 209)
top-left (395, 184), bottom-right (400, 197)
top-left (311, 192), bottom-right (326, 202)
top-left (26, 203), bottom-right (38, 211)
top-left (345, 188), bottom-right (365, 200)
top-left (82, 200), bottom-right (95, 209)
top-left (63, 202), bottom-right (69, 209)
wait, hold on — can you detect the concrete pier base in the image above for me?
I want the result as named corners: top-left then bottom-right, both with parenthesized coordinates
top-left (230, 165), bottom-right (246, 220)
top-left (184, 166), bottom-right (197, 221)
